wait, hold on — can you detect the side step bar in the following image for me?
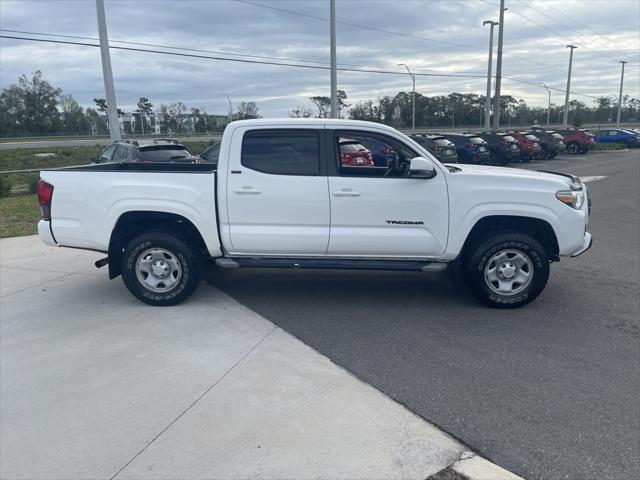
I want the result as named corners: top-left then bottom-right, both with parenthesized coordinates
top-left (215, 257), bottom-right (447, 272)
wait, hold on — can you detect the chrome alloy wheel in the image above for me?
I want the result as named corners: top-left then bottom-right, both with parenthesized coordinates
top-left (484, 249), bottom-right (533, 296)
top-left (135, 248), bottom-right (182, 293)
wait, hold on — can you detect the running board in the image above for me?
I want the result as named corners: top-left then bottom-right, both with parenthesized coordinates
top-left (215, 257), bottom-right (448, 272)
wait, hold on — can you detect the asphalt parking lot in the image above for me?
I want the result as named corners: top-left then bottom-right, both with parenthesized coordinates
top-left (208, 149), bottom-right (640, 480)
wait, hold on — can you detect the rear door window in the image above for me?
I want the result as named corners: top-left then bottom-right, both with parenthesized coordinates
top-left (241, 129), bottom-right (320, 175)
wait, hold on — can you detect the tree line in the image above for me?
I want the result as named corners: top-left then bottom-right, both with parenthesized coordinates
top-left (1, 71), bottom-right (638, 137)
top-left (0, 71), bottom-right (262, 137)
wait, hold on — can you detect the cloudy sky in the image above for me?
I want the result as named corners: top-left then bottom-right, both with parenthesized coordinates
top-left (1, 0), bottom-right (638, 117)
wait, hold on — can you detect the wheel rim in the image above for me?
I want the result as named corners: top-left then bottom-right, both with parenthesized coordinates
top-left (135, 247), bottom-right (182, 293)
top-left (484, 249), bottom-right (533, 296)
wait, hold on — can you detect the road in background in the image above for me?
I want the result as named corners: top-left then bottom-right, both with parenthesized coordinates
top-left (208, 150), bottom-right (640, 479)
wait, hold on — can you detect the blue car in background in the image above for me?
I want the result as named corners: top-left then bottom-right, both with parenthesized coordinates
top-left (594, 129), bottom-right (639, 147)
top-left (359, 138), bottom-right (397, 166)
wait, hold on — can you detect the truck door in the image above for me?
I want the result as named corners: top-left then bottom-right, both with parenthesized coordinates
top-left (327, 129), bottom-right (449, 257)
top-left (224, 127), bottom-right (330, 255)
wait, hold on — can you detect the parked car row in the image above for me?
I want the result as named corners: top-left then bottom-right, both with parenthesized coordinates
top-left (90, 124), bottom-right (637, 168)
top-left (410, 127), bottom-right (602, 165)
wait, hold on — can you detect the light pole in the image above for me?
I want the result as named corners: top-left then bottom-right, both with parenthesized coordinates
top-left (492, 0), bottom-right (506, 131)
top-left (616, 61), bottom-right (627, 127)
top-left (95, 0), bottom-right (121, 140)
top-left (563, 45), bottom-right (577, 127)
top-left (329, 0), bottom-right (338, 118)
top-left (398, 63), bottom-right (416, 133)
top-left (224, 94), bottom-right (232, 122)
top-left (538, 83), bottom-right (551, 126)
top-left (483, 20), bottom-right (498, 130)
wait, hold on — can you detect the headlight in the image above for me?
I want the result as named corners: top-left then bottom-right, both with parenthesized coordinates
top-left (556, 190), bottom-right (584, 209)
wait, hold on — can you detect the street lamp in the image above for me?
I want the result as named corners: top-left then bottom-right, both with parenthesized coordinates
top-left (563, 45), bottom-right (577, 127)
top-left (398, 63), bottom-right (416, 133)
top-left (224, 94), bottom-right (233, 122)
top-left (538, 83), bottom-right (551, 126)
top-left (616, 61), bottom-right (627, 127)
top-left (482, 20), bottom-right (499, 130)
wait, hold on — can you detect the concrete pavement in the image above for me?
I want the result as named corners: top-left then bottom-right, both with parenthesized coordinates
top-left (0, 236), bottom-right (520, 480)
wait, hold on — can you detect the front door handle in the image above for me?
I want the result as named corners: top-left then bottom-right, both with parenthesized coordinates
top-left (333, 189), bottom-right (361, 197)
top-left (234, 186), bottom-right (262, 195)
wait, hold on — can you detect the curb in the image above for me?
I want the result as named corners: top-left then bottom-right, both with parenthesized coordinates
top-left (428, 450), bottom-right (524, 480)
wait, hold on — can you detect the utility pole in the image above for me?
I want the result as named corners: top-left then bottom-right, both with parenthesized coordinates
top-left (95, 0), bottom-right (121, 141)
top-left (483, 20), bottom-right (498, 130)
top-left (539, 83), bottom-right (551, 126)
top-left (491, 0), bottom-right (505, 131)
top-left (398, 63), bottom-right (416, 133)
top-left (563, 45), bottom-right (577, 127)
top-left (616, 61), bottom-right (627, 127)
top-left (329, 0), bottom-right (338, 118)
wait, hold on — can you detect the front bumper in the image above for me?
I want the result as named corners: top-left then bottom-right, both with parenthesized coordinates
top-left (570, 232), bottom-right (593, 257)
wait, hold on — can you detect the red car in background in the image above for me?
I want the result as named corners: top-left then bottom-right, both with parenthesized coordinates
top-left (338, 139), bottom-right (374, 166)
top-left (509, 132), bottom-right (542, 162)
top-left (556, 128), bottom-right (595, 154)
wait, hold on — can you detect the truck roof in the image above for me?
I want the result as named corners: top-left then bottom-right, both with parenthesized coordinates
top-left (228, 118), bottom-right (400, 133)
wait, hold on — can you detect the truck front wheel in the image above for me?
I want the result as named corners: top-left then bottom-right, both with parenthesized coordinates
top-left (121, 232), bottom-right (201, 306)
top-left (464, 231), bottom-right (549, 308)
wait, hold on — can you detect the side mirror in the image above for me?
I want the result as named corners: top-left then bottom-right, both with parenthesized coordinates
top-left (90, 155), bottom-right (99, 163)
top-left (409, 157), bottom-right (437, 179)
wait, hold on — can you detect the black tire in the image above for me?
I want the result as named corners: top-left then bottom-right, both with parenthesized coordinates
top-left (567, 142), bottom-right (579, 154)
top-left (121, 232), bottom-right (201, 306)
top-left (463, 231), bottom-right (550, 309)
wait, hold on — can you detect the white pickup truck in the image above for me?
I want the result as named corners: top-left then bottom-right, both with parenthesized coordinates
top-left (37, 119), bottom-right (592, 308)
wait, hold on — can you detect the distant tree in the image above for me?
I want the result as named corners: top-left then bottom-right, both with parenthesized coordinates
top-left (234, 101), bottom-right (261, 120)
top-left (94, 97), bottom-right (123, 116)
top-left (136, 96), bottom-right (153, 134)
top-left (0, 71), bottom-right (62, 135)
top-left (85, 107), bottom-right (107, 135)
top-left (288, 106), bottom-right (313, 118)
top-left (190, 106), bottom-right (209, 133)
top-left (60, 94), bottom-right (89, 134)
top-left (309, 90), bottom-right (348, 118)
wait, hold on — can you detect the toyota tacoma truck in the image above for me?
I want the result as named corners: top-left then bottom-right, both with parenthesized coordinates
top-left (37, 119), bottom-right (592, 308)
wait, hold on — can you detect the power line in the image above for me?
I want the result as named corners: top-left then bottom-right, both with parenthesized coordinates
top-left (236, 0), bottom-right (487, 52)
top-left (543, 1), bottom-right (640, 62)
top-left (0, 28), bottom-right (488, 77)
top-left (0, 34), bottom-right (488, 79)
top-left (0, 34), bottom-right (606, 101)
top-left (511, 0), bottom-right (638, 63)
top-left (237, 0), bottom-right (566, 74)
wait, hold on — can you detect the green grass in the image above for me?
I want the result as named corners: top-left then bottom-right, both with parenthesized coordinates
top-left (591, 143), bottom-right (628, 151)
top-left (0, 194), bottom-right (40, 238)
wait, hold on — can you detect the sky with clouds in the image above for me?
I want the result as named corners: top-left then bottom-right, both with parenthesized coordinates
top-left (1, 0), bottom-right (638, 117)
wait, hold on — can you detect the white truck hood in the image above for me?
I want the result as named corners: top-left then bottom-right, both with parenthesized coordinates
top-left (447, 163), bottom-right (579, 189)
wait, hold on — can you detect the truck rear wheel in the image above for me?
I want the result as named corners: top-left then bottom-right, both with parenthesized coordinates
top-left (121, 232), bottom-right (201, 306)
top-left (464, 231), bottom-right (549, 309)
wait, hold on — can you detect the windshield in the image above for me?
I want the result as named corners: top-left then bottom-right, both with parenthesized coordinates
top-left (525, 134), bottom-right (539, 141)
top-left (137, 146), bottom-right (192, 162)
top-left (468, 137), bottom-right (485, 144)
top-left (201, 142), bottom-right (220, 163)
top-left (432, 138), bottom-right (453, 146)
top-left (551, 133), bottom-right (563, 139)
top-left (502, 135), bottom-right (516, 142)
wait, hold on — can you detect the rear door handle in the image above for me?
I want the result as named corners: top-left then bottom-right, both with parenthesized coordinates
top-left (333, 189), bottom-right (361, 197)
top-left (234, 186), bottom-right (262, 195)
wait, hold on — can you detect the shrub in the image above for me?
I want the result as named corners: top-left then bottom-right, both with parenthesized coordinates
top-left (0, 176), bottom-right (11, 197)
top-left (27, 173), bottom-right (40, 193)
